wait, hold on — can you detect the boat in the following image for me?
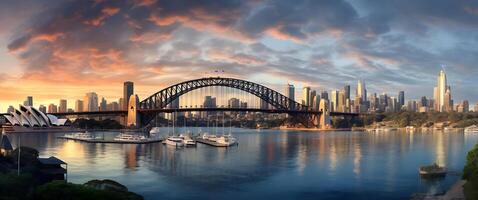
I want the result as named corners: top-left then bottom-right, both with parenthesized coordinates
top-left (149, 127), bottom-right (160, 136)
top-left (405, 126), bottom-right (415, 132)
top-left (419, 163), bottom-right (447, 177)
top-left (179, 134), bottom-right (196, 146)
top-left (216, 134), bottom-right (237, 146)
top-left (64, 131), bottom-right (101, 140)
top-left (114, 133), bottom-right (147, 142)
top-left (465, 125), bottom-right (478, 133)
top-left (165, 136), bottom-right (184, 147)
top-left (205, 134), bottom-right (219, 142)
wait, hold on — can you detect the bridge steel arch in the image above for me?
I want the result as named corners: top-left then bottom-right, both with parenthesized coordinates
top-left (138, 77), bottom-right (310, 125)
top-left (140, 77), bottom-right (308, 111)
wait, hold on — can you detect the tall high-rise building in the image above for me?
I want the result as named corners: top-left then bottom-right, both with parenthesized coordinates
top-left (302, 87), bottom-right (310, 107)
top-left (356, 80), bottom-right (367, 102)
top-left (84, 92), bottom-right (99, 112)
top-left (100, 97), bottom-right (107, 111)
top-left (433, 70), bottom-right (452, 112)
top-left (23, 96), bottom-right (33, 107)
top-left (228, 98), bottom-right (240, 108)
top-left (398, 91), bottom-right (405, 109)
top-left (123, 81), bottom-right (134, 110)
top-left (321, 91), bottom-right (328, 101)
top-left (286, 84), bottom-right (295, 109)
top-left (75, 100), bottom-right (84, 112)
top-left (59, 99), bottom-right (67, 113)
top-left (330, 90), bottom-right (339, 112)
top-left (344, 85), bottom-right (351, 101)
top-left (338, 90), bottom-right (346, 112)
top-left (285, 84), bottom-right (295, 101)
top-left (48, 104), bottom-right (58, 113)
top-left (309, 90), bottom-right (316, 108)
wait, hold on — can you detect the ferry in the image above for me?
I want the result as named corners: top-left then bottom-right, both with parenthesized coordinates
top-left (64, 131), bottom-right (101, 140)
top-left (165, 136), bottom-right (184, 147)
top-left (419, 163), bottom-right (447, 177)
top-left (465, 125), bottom-right (478, 133)
top-left (114, 133), bottom-right (147, 142)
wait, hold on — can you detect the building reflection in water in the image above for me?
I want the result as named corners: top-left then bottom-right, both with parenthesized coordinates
top-left (435, 132), bottom-right (445, 167)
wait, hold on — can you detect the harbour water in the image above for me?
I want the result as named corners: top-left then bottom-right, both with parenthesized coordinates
top-left (8, 128), bottom-right (478, 200)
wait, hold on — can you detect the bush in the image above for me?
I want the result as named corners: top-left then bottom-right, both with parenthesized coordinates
top-left (463, 143), bottom-right (478, 200)
top-left (32, 181), bottom-right (143, 200)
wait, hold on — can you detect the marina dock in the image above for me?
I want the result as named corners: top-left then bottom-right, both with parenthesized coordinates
top-left (195, 138), bottom-right (238, 147)
top-left (57, 136), bottom-right (163, 144)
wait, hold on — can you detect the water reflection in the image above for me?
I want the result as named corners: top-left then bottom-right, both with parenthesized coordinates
top-left (5, 129), bottom-right (478, 200)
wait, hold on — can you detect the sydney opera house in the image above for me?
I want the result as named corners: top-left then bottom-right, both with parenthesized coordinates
top-left (1, 105), bottom-right (70, 133)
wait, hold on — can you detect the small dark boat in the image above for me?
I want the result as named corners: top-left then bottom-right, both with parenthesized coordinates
top-left (419, 163), bottom-right (447, 177)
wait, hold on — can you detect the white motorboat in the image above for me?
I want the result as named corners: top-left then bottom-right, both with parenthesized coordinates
top-left (114, 133), bottom-right (147, 142)
top-left (179, 134), bottom-right (196, 146)
top-left (465, 125), bottom-right (478, 133)
top-left (206, 134), bottom-right (219, 142)
top-left (150, 127), bottom-right (161, 135)
top-left (165, 136), bottom-right (184, 147)
top-left (216, 134), bottom-right (237, 146)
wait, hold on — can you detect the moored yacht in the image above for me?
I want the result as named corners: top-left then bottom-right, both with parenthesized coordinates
top-left (64, 131), bottom-right (101, 140)
top-left (179, 134), bottom-right (196, 146)
top-left (114, 133), bottom-right (147, 142)
top-left (150, 127), bottom-right (161, 135)
top-left (465, 125), bottom-right (478, 133)
top-left (216, 134), bottom-right (237, 146)
top-left (165, 136), bottom-right (184, 147)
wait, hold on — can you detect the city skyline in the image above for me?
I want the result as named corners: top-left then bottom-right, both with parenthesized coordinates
top-left (1, 1), bottom-right (478, 112)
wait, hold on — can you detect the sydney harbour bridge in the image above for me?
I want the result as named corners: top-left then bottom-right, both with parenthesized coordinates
top-left (52, 77), bottom-right (358, 128)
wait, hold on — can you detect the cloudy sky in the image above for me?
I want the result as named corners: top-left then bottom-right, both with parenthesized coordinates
top-left (0, 0), bottom-right (477, 111)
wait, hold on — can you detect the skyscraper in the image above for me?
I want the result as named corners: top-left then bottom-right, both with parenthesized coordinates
top-left (286, 84), bottom-right (295, 109)
top-left (344, 85), bottom-right (350, 101)
top-left (433, 70), bottom-right (452, 112)
top-left (100, 97), bottom-right (107, 111)
top-left (330, 90), bottom-right (339, 112)
top-left (59, 99), bottom-right (67, 113)
top-left (123, 81), bottom-right (134, 110)
top-left (23, 96), bottom-right (33, 107)
top-left (356, 80), bottom-right (367, 102)
top-left (39, 105), bottom-right (47, 113)
top-left (84, 92), bottom-right (99, 112)
top-left (75, 100), bottom-right (84, 112)
top-left (48, 104), bottom-right (58, 113)
top-left (302, 87), bottom-right (310, 107)
top-left (309, 90), bottom-right (316, 108)
top-left (398, 91), bottom-right (405, 109)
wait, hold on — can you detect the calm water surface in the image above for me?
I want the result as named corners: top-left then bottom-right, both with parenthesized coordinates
top-left (9, 128), bottom-right (478, 200)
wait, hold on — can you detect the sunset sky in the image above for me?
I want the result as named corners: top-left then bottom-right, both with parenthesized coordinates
top-left (0, 0), bottom-right (477, 112)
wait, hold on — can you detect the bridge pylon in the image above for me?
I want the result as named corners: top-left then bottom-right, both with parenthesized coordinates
top-left (127, 94), bottom-right (141, 128)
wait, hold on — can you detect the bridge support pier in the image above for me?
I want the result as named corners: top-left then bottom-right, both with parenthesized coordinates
top-left (318, 99), bottom-right (331, 129)
top-left (127, 94), bottom-right (141, 128)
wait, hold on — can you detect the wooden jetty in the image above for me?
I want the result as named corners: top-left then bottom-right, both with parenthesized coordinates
top-left (57, 136), bottom-right (163, 144)
top-left (195, 138), bottom-right (238, 147)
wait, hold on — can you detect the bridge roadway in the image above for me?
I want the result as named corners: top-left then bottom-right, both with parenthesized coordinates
top-left (47, 108), bottom-right (359, 117)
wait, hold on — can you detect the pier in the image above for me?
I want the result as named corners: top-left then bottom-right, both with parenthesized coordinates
top-left (57, 136), bottom-right (163, 144)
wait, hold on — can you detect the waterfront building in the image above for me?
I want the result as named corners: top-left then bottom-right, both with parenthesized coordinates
top-left (118, 98), bottom-right (124, 111)
top-left (123, 81), bottom-right (134, 110)
top-left (59, 99), bottom-right (67, 113)
top-left (338, 90), bottom-right (346, 112)
top-left (433, 70), bottom-right (452, 112)
top-left (3, 105), bottom-right (68, 127)
top-left (75, 100), bottom-right (84, 112)
top-left (344, 85), bottom-right (351, 101)
top-left (84, 92), bottom-right (99, 112)
top-left (48, 104), bottom-right (58, 113)
top-left (457, 100), bottom-right (469, 113)
top-left (39, 105), bottom-right (46, 113)
top-left (203, 96), bottom-right (217, 108)
top-left (107, 102), bottom-right (120, 111)
top-left (302, 87), bottom-right (310, 106)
